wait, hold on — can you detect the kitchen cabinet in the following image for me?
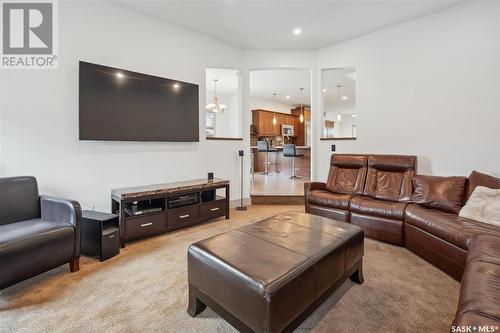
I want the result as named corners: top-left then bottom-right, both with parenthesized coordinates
top-left (252, 109), bottom-right (298, 136)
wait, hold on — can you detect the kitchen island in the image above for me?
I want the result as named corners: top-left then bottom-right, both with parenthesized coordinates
top-left (251, 146), bottom-right (311, 178)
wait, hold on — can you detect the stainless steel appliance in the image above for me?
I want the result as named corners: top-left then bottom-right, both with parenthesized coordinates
top-left (281, 124), bottom-right (294, 136)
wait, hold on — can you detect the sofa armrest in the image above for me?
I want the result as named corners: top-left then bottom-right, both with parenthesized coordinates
top-left (304, 182), bottom-right (326, 208)
top-left (40, 195), bottom-right (82, 258)
top-left (304, 182), bottom-right (326, 195)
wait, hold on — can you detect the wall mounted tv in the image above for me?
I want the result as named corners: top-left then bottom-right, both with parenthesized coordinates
top-left (79, 61), bottom-right (199, 142)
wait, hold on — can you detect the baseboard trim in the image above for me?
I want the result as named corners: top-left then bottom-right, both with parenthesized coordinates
top-left (251, 195), bottom-right (305, 205)
top-left (230, 198), bottom-right (251, 209)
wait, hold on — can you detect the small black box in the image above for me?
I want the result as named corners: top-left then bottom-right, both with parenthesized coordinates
top-left (82, 211), bottom-right (120, 261)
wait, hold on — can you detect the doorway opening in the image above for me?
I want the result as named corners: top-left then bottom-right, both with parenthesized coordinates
top-left (249, 69), bottom-right (312, 204)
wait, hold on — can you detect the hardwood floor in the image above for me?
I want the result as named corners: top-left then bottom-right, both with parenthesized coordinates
top-left (251, 173), bottom-right (309, 196)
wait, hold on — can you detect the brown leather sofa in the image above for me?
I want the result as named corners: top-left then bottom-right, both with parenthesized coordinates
top-left (0, 176), bottom-right (82, 290)
top-left (405, 173), bottom-right (500, 280)
top-left (305, 154), bottom-right (367, 222)
top-left (306, 157), bottom-right (500, 330)
top-left (452, 234), bottom-right (500, 329)
top-left (305, 154), bottom-right (416, 245)
top-left (349, 154), bottom-right (416, 245)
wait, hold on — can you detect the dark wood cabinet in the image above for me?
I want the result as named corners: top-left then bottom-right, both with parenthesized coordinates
top-left (126, 212), bottom-right (165, 239)
top-left (111, 179), bottom-right (230, 248)
top-left (252, 109), bottom-right (298, 136)
top-left (81, 211), bottom-right (120, 261)
top-left (290, 107), bottom-right (310, 146)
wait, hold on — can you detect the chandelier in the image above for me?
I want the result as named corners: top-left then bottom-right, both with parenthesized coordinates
top-left (206, 79), bottom-right (226, 113)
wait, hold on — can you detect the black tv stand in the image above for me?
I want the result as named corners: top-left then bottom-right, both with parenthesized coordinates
top-left (111, 179), bottom-right (230, 248)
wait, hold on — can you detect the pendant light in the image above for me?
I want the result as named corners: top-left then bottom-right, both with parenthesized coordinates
top-left (299, 88), bottom-right (304, 123)
top-left (336, 85), bottom-right (342, 122)
top-left (272, 93), bottom-right (277, 125)
top-left (206, 79), bottom-right (226, 113)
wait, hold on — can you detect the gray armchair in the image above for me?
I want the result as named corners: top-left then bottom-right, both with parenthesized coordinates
top-left (0, 176), bottom-right (81, 290)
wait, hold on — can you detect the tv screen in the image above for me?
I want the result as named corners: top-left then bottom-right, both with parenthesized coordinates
top-left (79, 61), bottom-right (199, 142)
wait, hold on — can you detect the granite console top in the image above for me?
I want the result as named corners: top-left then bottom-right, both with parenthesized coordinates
top-left (111, 178), bottom-right (229, 200)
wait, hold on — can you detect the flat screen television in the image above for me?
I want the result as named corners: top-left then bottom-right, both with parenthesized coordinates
top-left (79, 61), bottom-right (199, 142)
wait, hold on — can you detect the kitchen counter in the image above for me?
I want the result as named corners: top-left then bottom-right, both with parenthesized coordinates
top-left (251, 146), bottom-right (311, 177)
top-left (250, 146), bottom-right (311, 150)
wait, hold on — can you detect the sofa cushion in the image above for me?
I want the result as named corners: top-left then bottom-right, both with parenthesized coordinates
top-left (0, 176), bottom-right (40, 226)
top-left (467, 170), bottom-right (500, 198)
top-left (456, 260), bottom-right (500, 321)
top-left (325, 154), bottom-right (368, 195)
top-left (405, 204), bottom-right (500, 250)
top-left (363, 155), bottom-right (416, 202)
top-left (451, 311), bottom-right (500, 330)
top-left (308, 190), bottom-right (351, 210)
top-left (350, 196), bottom-right (407, 220)
top-left (459, 186), bottom-right (500, 227)
top-left (466, 234), bottom-right (500, 266)
top-left (411, 175), bottom-right (467, 214)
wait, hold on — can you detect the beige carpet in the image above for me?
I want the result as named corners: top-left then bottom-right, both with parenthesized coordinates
top-left (0, 205), bottom-right (459, 333)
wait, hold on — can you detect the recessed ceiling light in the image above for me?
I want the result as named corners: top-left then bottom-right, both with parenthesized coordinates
top-left (286, 95), bottom-right (291, 99)
top-left (322, 89), bottom-right (326, 93)
top-left (115, 72), bottom-right (124, 78)
top-left (342, 96), bottom-right (347, 100)
top-left (293, 28), bottom-right (302, 35)
top-left (173, 83), bottom-right (180, 89)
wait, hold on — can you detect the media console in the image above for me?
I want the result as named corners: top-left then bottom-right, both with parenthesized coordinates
top-left (111, 179), bottom-right (230, 248)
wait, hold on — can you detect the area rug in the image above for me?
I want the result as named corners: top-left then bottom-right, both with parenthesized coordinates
top-left (0, 205), bottom-right (459, 333)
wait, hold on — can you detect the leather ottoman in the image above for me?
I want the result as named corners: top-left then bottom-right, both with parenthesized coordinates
top-left (187, 212), bottom-right (364, 333)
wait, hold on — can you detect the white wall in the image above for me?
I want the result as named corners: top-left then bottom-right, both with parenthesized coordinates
top-left (316, 1), bottom-right (500, 181)
top-left (0, 1), bottom-right (246, 211)
top-left (2, 1), bottom-right (499, 211)
top-left (249, 97), bottom-right (293, 114)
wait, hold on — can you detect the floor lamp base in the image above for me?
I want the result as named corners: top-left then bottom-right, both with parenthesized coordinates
top-left (236, 206), bottom-right (248, 211)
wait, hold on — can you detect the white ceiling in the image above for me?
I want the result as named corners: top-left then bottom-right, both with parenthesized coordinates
top-left (250, 69), bottom-right (311, 106)
top-left (123, 0), bottom-right (465, 50)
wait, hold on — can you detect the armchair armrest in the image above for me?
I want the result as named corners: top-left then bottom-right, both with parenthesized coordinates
top-left (40, 195), bottom-right (82, 258)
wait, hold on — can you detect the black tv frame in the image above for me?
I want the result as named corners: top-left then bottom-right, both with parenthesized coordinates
top-left (78, 61), bottom-right (199, 142)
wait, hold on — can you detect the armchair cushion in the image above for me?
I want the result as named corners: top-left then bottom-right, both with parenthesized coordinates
top-left (0, 219), bottom-right (75, 289)
top-left (0, 176), bottom-right (39, 226)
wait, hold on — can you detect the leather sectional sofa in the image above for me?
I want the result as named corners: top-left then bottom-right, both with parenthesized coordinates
top-left (306, 154), bottom-right (416, 245)
top-left (0, 176), bottom-right (82, 290)
top-left (305, 154), bottom-right (500, 330)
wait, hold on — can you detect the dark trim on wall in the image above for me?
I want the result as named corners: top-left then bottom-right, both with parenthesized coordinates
top-left (206, 137), bottom-right (243, 141)
top-left (320, 137), bottom-right (357, 141)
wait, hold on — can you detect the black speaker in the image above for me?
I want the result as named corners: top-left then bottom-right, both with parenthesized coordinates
top-left (208, 172), bottom-right (214, 181)
top-left (236, 149), bottom-right (247, 211)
